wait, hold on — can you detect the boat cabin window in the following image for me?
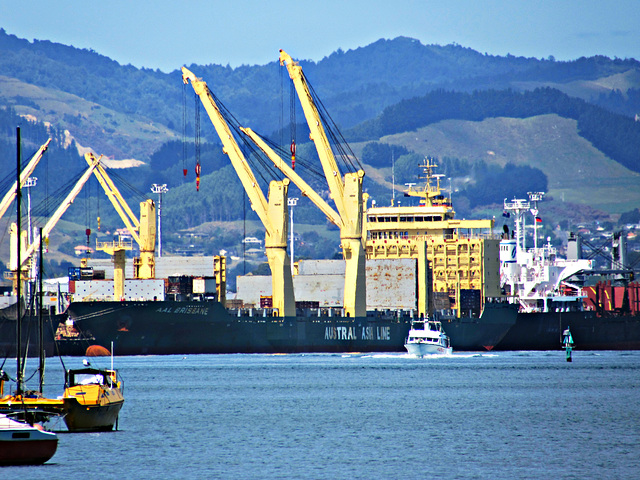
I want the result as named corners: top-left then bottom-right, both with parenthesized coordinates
top-left (75, 373), bottom-right (104, 386)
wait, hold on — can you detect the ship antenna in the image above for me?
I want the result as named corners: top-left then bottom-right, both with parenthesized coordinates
top-left (391, 148), bottom-right (395, 206)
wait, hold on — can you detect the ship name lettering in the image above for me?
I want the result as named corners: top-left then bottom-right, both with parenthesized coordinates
top-left (377, 327), bottom-right (390, 341)
top-left (173, 306), bottom-right (209, 315)
top-left (361, 326), bottom-right (375, 340)
top-left (324, 326), bottom-right (356, 340)
top-left (325, 327), bottom-right (336, 340)
top-left (156, 307), bottom-right (173, 314)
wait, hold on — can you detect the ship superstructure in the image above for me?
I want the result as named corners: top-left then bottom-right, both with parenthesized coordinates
top-left (499, 192), bottom-right (593, 313)
top-left (365, 158), bottom-right (501, 318)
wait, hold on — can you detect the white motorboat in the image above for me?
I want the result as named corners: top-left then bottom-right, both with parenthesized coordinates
top-left (0, 414), bottom-right (58, 465)
top-left (404, 319), bottom-right (453, 356)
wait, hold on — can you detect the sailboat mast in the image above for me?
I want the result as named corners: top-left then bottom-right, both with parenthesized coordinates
top-left (16, 127), bottom-right (23, 395)
top-left (39, 226), bottom-right (45, 393)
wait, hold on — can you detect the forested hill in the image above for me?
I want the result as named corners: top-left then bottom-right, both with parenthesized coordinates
top-left (1, 29), bottom-right (640, 160)
top-left (349, 88), bottom-right (640, 175)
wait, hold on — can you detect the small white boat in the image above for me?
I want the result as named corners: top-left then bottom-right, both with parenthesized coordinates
top-left (405, 319), bottom-right (452, 357)
top-left (0, 414), bottom-right (58, 465)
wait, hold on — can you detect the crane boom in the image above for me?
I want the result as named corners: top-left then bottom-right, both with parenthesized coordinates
top-left (279, 50), bottom-right (366, 317)
top-left (183, 66), bottom-right (295, 316)
top-left (182, 67), bottom-right (271, 228)
top-left (21, 155), bottom-right (100, 264)
top-left (84, 153), bottom-right (141, 244)
top-left (0, 138), bottom-right (51, 220)
top-left (278, 50), bottom-right (353, 218)
top-left (240, 127), bottom-right (343, 228)
top-left (84, 152), bottom-right (156, 279)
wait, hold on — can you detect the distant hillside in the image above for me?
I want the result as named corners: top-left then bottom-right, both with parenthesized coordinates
top-left (1, 29), bottom-right (639, 160)
top-left (362, 114), bottom-right (640, 213)
top-left (2, 29), bottom-right (640, 276)
top-left (348, 88), bottom-right (640, 175)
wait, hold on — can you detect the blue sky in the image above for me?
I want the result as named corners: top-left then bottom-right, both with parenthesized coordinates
top-left (2, 0), bottom-right (638, 72)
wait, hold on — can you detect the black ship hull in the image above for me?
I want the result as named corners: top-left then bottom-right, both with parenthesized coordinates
top-left (441, 302), bottom-right (519, 351)
top-left (56, 300), bottom-right (517, 355)
top-left (494, 310), bottom-right (640, 350)
top-left (0, 304), bottom-right (58, 357)
top-left (59, 301), bottom-right (412, 355)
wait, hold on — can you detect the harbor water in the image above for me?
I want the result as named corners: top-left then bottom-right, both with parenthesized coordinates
top-left (4, 351), bottom-right (640, 479)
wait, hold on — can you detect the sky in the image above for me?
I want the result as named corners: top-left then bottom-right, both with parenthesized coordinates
top-left (2, 0), bottom-right (639, 73)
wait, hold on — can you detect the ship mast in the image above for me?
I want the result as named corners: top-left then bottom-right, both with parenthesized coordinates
top-left (16, 127), bottom-right (23, 395)
top-left (528, 192), bottom-right (544, 251)
top-left (503, 197), bottom-right (530, 258)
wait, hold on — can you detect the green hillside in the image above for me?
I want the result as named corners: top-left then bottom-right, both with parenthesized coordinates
top-left (3, 30), bottom-right (640, 280)
top-left (377, 114), bottom-right (640, 213)
top-left (0, 75), bottom-right (177, 157)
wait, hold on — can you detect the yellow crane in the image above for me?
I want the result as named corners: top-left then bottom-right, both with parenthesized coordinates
top-left (241, 128), bottom-right (342, 228)
top-left (83, 152), bottom-right (156, 300)
top-left (84, 152), bottom-right (156, 288)
top-left (0, 138), bottom-right (51, 220)
top-left (278, 50), bottom-right (366, 318)
top-left (182, 67), bottom-right (295, 317)
top-left (9, 154), bottom-right (100, 293)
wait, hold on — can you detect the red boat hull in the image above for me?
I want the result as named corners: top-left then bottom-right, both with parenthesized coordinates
top-left (0, 438), bottom-right (58, 465)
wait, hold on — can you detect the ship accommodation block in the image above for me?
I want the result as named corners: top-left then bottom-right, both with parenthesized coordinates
top-left (365, 208), bottom-right (499, 316)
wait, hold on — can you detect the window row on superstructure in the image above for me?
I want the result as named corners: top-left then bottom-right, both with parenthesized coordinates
top-left (367, 214), bottom-right (452, 223)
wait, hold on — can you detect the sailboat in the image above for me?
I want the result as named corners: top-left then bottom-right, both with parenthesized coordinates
top-left (0, 127), bottom-right (66, 426)
top-left (0, 128), bottom-right (124, 432)
top-left (0, 413), bottom-right (58, 466)
top-left (61, 354), bottom-right (124, 432)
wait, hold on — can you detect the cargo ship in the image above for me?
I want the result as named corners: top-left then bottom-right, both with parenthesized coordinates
top-left (53, 158), bottom-right (518, 355)
top-left (495, 193), bottom-right (640, 350)
top-left (62, 300), bottom-right (413, 355)
top-left (56, 258), bottom-right (516, 355)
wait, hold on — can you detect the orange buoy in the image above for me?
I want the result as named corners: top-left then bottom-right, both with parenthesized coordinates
top-left (85, 345), bottom-right (110, 357)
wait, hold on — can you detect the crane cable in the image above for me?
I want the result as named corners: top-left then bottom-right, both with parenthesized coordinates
top-left (195, 94), bottom-right (201, 191)
top-left (299, 71), bottom-right (363, 174)
top-left (290, 82), bottom-right (296, 170)
top-left (182, 82), bottom-right (188, 180)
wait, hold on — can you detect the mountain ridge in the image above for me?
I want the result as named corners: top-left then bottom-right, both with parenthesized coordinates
top-left (1, 29), bottom-right (640, 276)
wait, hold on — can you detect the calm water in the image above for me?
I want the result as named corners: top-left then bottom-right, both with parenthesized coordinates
top-left (4, 351), bottom-right (640, 479)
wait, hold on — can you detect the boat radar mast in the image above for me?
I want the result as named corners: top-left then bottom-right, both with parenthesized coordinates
top-left (403, 157), bottom-right (451, 209)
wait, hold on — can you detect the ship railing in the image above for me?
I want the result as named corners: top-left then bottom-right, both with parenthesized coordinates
top-left (230, 307), bottom-right (282, 318)
top-left (77, 294), bottom-right (115, 302)
top-left (227, 306), bottom-right (418, 320)
top-left (96, 237), bottom-right (134, 251)
top-left (413, 232), bottom-right (501, 242)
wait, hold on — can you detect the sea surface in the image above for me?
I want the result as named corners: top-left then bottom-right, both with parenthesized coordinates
top-left (4, 350), bottom-right (640, 479)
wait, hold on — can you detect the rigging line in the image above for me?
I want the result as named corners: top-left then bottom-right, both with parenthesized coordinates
top-left (182, 81), bottom-right (188, 180)
top-left (96, 174), bottom-right (100, 229)
top-left (290, 81), bottom-right (296, 169)
top-left (104, 168), bottom-right (151, 201)
top-left (260, 134), bottom-right (325, 179)
top-left (0, 145), bottom-right (44, 190)
top-left (85, 170), bottom-right (90, 228)
top-left (581, 238), bottom-right (609, 261)
top-left (581, 237), bottom-right (636, 271)
top-left (625, 251), bottom-right (640, 269)
top-left (195, 92), bottom-right (202, 191)
top-left (303, 73), bottom-right (362, 173)
top-left (280, 61), bottom-right (284, 149)
top-left (209, 87), bottom-right (281, 183)
top-left (0, 176), bottom-right (14, 194)
top-left (45, 145), bottom-right (49, 217)
top-left (29, 171), bottom-right (88, 218)
top-left (195, 93), bottom-right (201, 166)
